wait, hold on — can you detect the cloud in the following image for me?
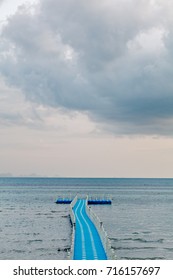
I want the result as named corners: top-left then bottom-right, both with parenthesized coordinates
top-left (0, 77), bottom-right (42, 127)
top-left (0, 0), bottom-right (173, 135)
top-left (0, 75), bottom-right (96, 137)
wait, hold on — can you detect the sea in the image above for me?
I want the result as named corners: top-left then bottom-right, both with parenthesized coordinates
top-left (0, 177), bottom-right (173, 260)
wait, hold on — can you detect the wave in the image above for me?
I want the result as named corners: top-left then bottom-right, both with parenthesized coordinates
top-left (112, 246), bottom-right (156, 251)
top-left (110, 237), bottom-right (164, 243)
top-left (27, 239), bottom-right (43, 244)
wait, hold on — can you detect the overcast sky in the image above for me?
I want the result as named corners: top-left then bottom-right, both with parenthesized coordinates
top-left (0, 0), bottom-right (173, 177)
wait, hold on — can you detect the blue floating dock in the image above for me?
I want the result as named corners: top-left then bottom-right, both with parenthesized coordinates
top-left (56, 195), bottom-right (114, 259)
top-left (88, 199), bottom-right (111, 205)
top-left (56, 199), bottom-right (72, 204)
top-left (56, 197), bottom-right (111, 205)
top-left (72, 199), bottom-right (107, 260)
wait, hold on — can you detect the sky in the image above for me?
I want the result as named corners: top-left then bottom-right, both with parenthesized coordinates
top-left (0, 0), bottom-right (173, 177)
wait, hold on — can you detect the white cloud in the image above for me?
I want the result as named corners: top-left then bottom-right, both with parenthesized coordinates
top-left (127, 27), bottom-right (167, 56)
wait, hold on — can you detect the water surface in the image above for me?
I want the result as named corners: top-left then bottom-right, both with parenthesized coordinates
top-left (1, 177), bottom-right (173, 259)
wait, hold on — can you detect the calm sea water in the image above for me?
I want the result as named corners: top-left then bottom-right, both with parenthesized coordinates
top-left (0, 177), bottom-right (173, 260)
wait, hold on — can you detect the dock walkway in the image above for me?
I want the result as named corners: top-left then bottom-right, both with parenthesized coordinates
top-left (72, 199), bottom-right (107, 260)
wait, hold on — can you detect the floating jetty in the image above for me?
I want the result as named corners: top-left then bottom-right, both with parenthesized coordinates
top-left (56, 195), bottom-right (112, 205)
top-left (72, 199), bottom-right (107, 259)
top-left (56, 195), bottom-right (114, 260)
top-left (55, 198), bottom-right (72, 204)
top-left (88, 199), bottom-right (111, 205)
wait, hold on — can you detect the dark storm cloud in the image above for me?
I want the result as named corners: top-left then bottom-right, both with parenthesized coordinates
top-left (0, 0), bottom-right (173, 135)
